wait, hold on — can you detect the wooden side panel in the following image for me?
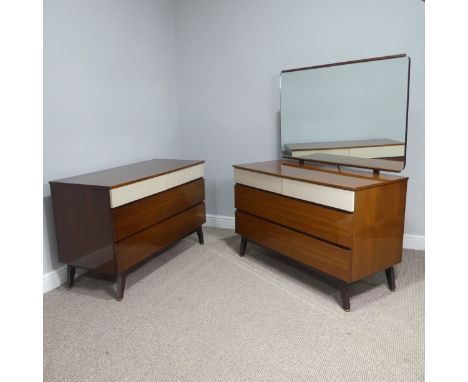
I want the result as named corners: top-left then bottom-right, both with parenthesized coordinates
top-left (235, 184), bottom-right (354, 248)
top-left (236, 211), bottom-right (352, 281)
top-left (112, 179), bottom-right (205, 242)
top-left (114, 203), bottom-right (206, 272)
top-left (49, 183), bottom-right (116, 273)
top-left (351, 180), bottom-right (408, 281)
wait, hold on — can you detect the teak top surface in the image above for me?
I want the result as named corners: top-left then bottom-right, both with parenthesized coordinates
top-left (233, 160), bottom-right (407, 191)
top-left (298, 153), bottom-right (404, 172)
top-left (50, 159), bottom-right (204, 189)
top-left (285, 139), bottom-right (404, 151)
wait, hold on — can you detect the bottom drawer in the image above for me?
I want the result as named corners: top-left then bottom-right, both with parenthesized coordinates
top-left (236, 211), bottom-right (352, 281)
top-left (114, 203), bottom-right (206, 272)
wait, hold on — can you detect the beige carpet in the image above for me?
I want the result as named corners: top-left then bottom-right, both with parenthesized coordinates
top-left (44, 227), bottom-right (424, 382)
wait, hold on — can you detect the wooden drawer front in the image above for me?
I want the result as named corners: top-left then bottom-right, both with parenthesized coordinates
top-left (114, 203), bottom-right (206, 272)
top-left (235, 185), bottom-right (353, 248)
top-left (110, 164), bottom-right (204, 208)
top-left (236, 211), bottom-right (352, 281)
top-left (112, 178), bottom-right (205, 242)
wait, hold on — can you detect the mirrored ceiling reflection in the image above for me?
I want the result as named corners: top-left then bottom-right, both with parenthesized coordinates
top-left (280, 55), bottom-right (410, 172)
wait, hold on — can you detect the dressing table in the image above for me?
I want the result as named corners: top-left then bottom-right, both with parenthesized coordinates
top-left (50, 159), bottom-right (206, 300)
top-left (234, 54), bottom-right (411, 311)
top-left (234, 160), bottom-right (407, 311)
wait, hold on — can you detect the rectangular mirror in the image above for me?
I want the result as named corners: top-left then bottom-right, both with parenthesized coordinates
top-left (280, 55), bottom-right (410, 172)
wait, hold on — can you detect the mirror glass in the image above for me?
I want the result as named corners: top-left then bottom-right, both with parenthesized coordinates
top-left (280, 55), bottom-right (410, 172)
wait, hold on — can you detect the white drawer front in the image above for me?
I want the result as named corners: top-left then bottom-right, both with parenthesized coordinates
top-left (234, 168), bottom-right (282, 194)
top-left (110, 164), bottom-right (204, 208)
top-left (234, 168), bottom-right (355, 212)
top-left (282, 179), bottom-right (354, 212)
top-left (350, 145), bottom-right (405, 158)
top-left (291, 148), bottom-right (350, 157)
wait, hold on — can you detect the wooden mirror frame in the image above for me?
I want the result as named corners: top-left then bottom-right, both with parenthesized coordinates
top-left (280, 54), bottom-right (411, 173)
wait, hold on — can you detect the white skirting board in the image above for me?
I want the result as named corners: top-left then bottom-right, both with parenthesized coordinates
top-left (402, 234), bottom-right (425, 251)
top-left (204, 214), bottom-right (425, 251)
top-left (43, 266), bottom-right (87, 294)
top-left (43, 214), bottom-right (424, 293)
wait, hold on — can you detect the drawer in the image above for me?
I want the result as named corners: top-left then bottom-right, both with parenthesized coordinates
top-left (291, 148), bottom-right (350, 157)
top-left (114, 203), bottom-right (206, 272)
top-left (234, 168), bottom-right (282, 194)
top-left (349, 145), bottom-right (405, 158)
top-left (112, 178), bottom-right (205, 242)
top-left (110, 163), bottom-right (204, 208)
top-left (235, 211), bottom-right (352, 281)
top-left (235, 184), bottom-right (353, 248)
top-left (234, 168), bottom-right (355, 212)
top-left (282, 178), bottom-right (354, 212)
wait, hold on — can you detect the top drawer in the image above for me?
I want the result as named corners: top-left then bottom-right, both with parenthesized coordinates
top-left (235, 184), bottom-right (353, 249)
top-left (112, 178), bottom-right (205, 242)
top-left (234, 168), bottom-right (355, 212)
top-left (110, 164), bottom-right (204, 208)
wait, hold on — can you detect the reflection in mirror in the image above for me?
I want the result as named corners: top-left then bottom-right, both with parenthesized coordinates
top-left (280, 55), bottom-right (410, 172)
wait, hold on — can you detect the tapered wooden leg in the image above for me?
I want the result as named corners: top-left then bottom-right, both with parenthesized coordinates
top-left (340, 282), bottom-right (350, 312)
top-left (239, 237), bottom-right (247, 257)
top-left (385, 266), bottom-right (396, 291)
top-left (196, 227), bottom-right (204, 245)
top-left (66, 265), bottom-right (76, 290)
top-left (116, 274), bottom-right (127, 301)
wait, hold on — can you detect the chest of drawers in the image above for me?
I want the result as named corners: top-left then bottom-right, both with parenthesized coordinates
top-left (233, 160), bottom-right (408, 311)
top-left (50, 159), bottom-right (206, 300)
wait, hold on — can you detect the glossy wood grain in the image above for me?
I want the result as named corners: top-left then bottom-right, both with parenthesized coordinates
top-left (112, 179), bottom-right (205, 242)
top-left (233, 158), bottom-right (408, 310)
top-left (114, 203), bottom-right (206, 272)
top-left (50, 159), bottom-right (207, 300)
top-left (235, 211), bottom-right (352, 281)
top-left (52, 159), bottom-right (204, 188)
top-left (350, 180), bottom-right (407, 281)
top-left (235, 184), bottom-right (354, 248)
top-left (49, 183), bottom-right (116, 273)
